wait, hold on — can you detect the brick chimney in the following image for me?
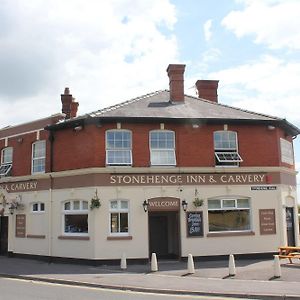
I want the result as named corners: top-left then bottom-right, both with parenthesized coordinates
top-left (195, 80), bottom-right (219, 103)
top-left (61, 87), bottom-right (79, 119)
top-left (167, 64), bottom-right (186, 103)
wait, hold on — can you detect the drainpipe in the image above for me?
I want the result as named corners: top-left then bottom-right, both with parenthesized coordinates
top-left (48, 174), bottom-right (53, 261)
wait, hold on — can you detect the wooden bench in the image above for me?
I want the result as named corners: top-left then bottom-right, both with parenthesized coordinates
top-left (278, 246), bottom-right (300, 263)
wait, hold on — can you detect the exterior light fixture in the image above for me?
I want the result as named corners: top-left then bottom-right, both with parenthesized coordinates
top-left (143, 200), bottom-right (149, 212)
top-left (74, 125), bottom-right (83, 131)
top-left (9, 202), bottom-right (18, 215)
top-left (181, 200), bottom-right (188, 212)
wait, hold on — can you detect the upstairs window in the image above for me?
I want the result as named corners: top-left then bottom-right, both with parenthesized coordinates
top-left (208, 198), bottom-right (251, 232)
top-left (213, 131), bottom-right (242, 166)
top-left (0, 147), bottom-right (13, 176)
top-left (32, 140), bottom-right (46, 174)
top-left (106, 130), bottom-right (132, 166)
top-left (150, 130), bottom-right (176, 166)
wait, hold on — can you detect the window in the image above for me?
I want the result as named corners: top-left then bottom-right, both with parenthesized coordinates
top-left (150, 130), bottom-right (176, 166)
top-left (106, 130), bottom-right (132, 165)
top-left (0, 147), bottom-right (13, 176)
top-left (32, 141), bottom-right (46, 174)
top-left (32, 202), bottom-right (45, 212)
top-left (208, 198), bottom-right (251, 232)
top-left (63, 200), bottom-right (88, 234)
top-left (109, 200), bottom-right (129, 235)
top-left (280, 138), bottom-right (294, 165)
top-left (214, 131), bottom-right (242, 166)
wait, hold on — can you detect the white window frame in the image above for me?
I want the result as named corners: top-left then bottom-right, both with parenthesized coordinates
top-left (0, 147), bottom-right (13, 176)
top-left (207, 198), bottom-right (252, 233)
top-left (31, 202), bottom-right (45, 213)
top-left (32, 140), bottom-right (46, 174)
top-left (106, 130), bottom-right (132, 166)
top-left (149, 130), bottom-right (176, 166)
top-left (213, 131), bottom-right (242, 166)
top-left (109, 199), bottom-right (130, 236)
top-left (62, 200), bottom-right (89, 236)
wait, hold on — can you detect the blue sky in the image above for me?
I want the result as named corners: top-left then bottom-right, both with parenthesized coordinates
top-left (1, 0), bottom-right (300, 190)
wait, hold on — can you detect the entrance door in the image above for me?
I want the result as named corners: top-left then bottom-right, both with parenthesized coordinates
top-left (0, 216), bottom-right (8, 255)
top-left (149, 212), bottom-right (179, 259)
top-left (286, 207), bottom-right (295, 246)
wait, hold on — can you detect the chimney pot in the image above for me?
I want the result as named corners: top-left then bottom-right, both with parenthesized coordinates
top-left (61, 87), bottom-right (79, 119)
top-left (167, 64), bottom-right (186, 103)
top-left (195, 80), bottom-right (219, 103)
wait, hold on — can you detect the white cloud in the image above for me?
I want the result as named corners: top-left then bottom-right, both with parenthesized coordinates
top-left (203, 19), bottom-right (212, 42)
top-left (210, 55), bottom-right (300, 124)
top-left (222, 0), bottom-right (300, 49)
top-left (0, 0), bottom-right (178, 127)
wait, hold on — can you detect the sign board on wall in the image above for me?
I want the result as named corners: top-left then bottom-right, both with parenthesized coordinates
top-left (259, 209), bottom-right (276, 235)
top-left (186, 211), bottom-right (203, 237)
top-left (15, 214), bottom-right (26, 238)
top-left (147, 197), bottom-right (180, 212)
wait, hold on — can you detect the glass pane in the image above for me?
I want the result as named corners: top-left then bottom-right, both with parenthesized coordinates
top-left (64, 214), bottom-right (88, 233)
top-left (214, 131), bottom-right (237, 150)
top-left (2, 147), bottom-right (13, 164)
top-left (121, 201), bottom-right (128, 209)
top-left (64, 202), bottom-right (70, 210)
top-left (120, 213), bottom-right (128, 232)
top-left (32, 158), bottom-right (45, 173)
top-left (107, 150), bottom-right (131, 165)
top-left (32, 203), bottom-right (38, 211)
top-left (110, 201), bottom-right (118, 209)
top-left (237, 199), bottom-right (250, 208)
top-left (73, 201), bottom-right (80, 210)
top-left (82, 201), bottom-right (88, 210)
top-left (208, 199), bottom-right (221, 209)
top-left (33, 141), bottom-right (45, 159)
top-left (223, 199), bottom-right (236, 208)
top-left (151, 150), bottom-right (175, 165)
top-left (110, 213), bottom-right (119, 233)
top-left (40, 203), bottom-right (45, 211)
top-left (208, 210), bottom-right (250, 232)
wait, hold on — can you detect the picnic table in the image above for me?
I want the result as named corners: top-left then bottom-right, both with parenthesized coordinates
top-left (278, 246), bottom-right (300, 263)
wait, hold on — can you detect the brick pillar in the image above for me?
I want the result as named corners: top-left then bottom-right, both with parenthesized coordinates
top-left (195, 80), bottom-right (219, 103)
top-left (61, 87), bottom-right (79, 119)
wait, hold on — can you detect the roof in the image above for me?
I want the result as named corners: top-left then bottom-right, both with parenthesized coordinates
top-left (47, 90), bottom-right (300, 136)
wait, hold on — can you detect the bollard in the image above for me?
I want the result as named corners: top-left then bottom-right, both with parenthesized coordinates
top-left (121, 253), bottom-right (127, 270)
top-left (273, 255), bottom-right (281, 278)
top-left (151, 253), bottom-right (158, 272)
top-left (229, 254), bottom-right (236, 276)
top-left (187, 253), bottom-right (195, 274)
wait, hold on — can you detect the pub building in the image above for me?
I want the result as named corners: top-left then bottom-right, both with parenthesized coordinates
top-left (0, 64), bottom-right (299, 263)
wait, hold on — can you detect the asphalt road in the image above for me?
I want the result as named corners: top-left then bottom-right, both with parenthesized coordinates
top-left (0, 278), bottom-right (253, 300)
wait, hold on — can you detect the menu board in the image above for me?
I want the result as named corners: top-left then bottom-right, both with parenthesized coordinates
top-left (259, 209), bottom-right (276, 235)
top-left (15, 214), bottom-right (26, 238)
top-left (186, 211), bottom-right (203, 237)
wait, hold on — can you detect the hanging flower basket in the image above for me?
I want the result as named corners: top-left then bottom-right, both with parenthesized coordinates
top-left (193, 198), bottom-right (204, 208)
top-left (90, 190), bottom-right (101, 210)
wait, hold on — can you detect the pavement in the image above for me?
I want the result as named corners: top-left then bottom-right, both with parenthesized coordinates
top-left (1, 256), bottom-right (300, 299)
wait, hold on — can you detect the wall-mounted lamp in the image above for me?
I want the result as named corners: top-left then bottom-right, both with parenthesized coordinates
top-left (74, 125), bottom-right (83, 131)
top-left (267, 125), bottom-right (275, 130)
top-left (143, 200), bottom-right (149, 212)
top-left (181, 200), bottom-right (188, 212)
top-left (9, 202), bottom-right (19, 215)
top-left (192, 124), bottom-right (199, 129)
top-left (17, 137), bottom-right (23, 143)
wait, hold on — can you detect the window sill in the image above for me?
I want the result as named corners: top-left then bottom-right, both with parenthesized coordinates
top-left (207, 231), bottom-right (255, 238)
top-left (27, 234), bottom-right (46, 239)
top-left (107, 235), bottom-right (132, 241)
top-left (58, 235), bottom-right (90, 240)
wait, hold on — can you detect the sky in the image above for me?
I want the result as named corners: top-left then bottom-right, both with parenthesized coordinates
top-left (1, 0), bottom-right (300, 190)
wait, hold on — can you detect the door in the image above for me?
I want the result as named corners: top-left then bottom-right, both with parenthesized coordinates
top-left (149, 215), bottom-right (168, 258)
top-left (0, 216), bottom-right (8, 255)
top-left (286, 207), bottom-right (295, 246)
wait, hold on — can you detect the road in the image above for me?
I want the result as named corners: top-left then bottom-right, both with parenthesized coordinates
top-left (0, 278), bottom-right (253, 300)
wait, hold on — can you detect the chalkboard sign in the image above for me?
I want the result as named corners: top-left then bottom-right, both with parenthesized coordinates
top-left (186, 211), bottom-right (203, 237)
top-left (15, 214), bottom-right (26, 238)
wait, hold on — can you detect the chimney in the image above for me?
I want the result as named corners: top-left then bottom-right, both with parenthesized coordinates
top-left (195, 80), bottom-right (219, 103)
top-left (61, 87), bottom-right (79, 119)
top-left (167, 64), bottom-right (186, 103)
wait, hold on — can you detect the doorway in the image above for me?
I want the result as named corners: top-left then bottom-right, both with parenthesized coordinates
top-left (286, 207), bottom-right (295, 246)
top-left (0, 216), bottom-right (8, 255)
top-left (149, 212), bottom-right (180, 259)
